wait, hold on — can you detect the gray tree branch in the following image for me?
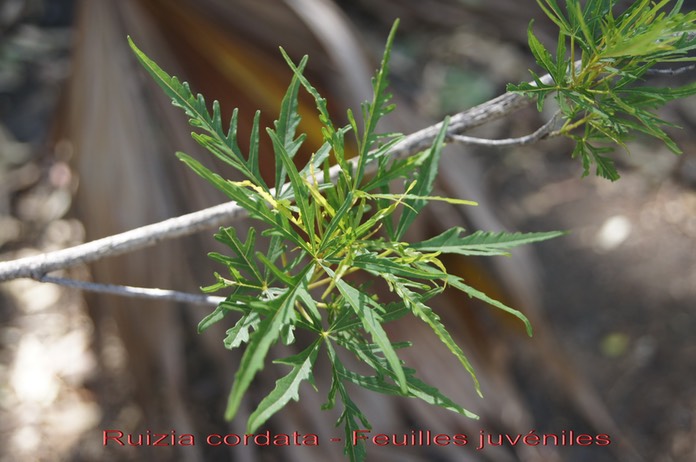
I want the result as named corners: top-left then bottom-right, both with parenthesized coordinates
top-left (0, 72), bottom-right (558, 285)
top-left (449, 111), bottom-right (561, 147)
top-left (39, 275), bottom-right (225, 305)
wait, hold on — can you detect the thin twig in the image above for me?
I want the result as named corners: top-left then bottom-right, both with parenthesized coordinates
top-left (647, 64), bottom-right (696, 76)
top-left (0, 200), bottom-right (249, 282)
top-left (449, 111), bottom-right (561, 147)
top-left (0, 70), bottom-right (560, 283)
top-left (39, 275), bottom-right (225, 306)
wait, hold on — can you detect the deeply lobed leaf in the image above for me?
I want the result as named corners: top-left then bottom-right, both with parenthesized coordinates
top-left (131, 16), bottom-right (573, 462)
top-left (514, 0), bottom-right (696, 181)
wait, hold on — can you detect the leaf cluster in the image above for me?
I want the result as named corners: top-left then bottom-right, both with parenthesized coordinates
top-left (129, 21), bottom-right (562, 462)
top-left (509, 0), bottom-right (696, 180)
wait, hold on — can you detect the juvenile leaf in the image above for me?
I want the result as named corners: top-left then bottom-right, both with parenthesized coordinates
top-left (197, 290), bottom-right (252, 333)
top-left (176, 152), bottom-right (281, 226)
top-left (247, 339), bottom-right (321, 432)
top-left (360, 141), bottom-right (416, 191)
top-left (318, 191), bottom-right (355, 254)
top-left (412, 227), bottom-right (566, 256)
top-left (535, 0), bottom-right (569, 33)
top-left (353, 19), bottom-right (400, 187)
top-left (275, 57), bottom-right (306, 150)
top-left (214, 227), bottom-right (263, 284)
top-left (299, 141), bottom-right (332, 178)
top-left (324, 343), bottom-right (370, 462)
top-left (267, 129), bottom-right (316, 247)
top-left (295, 286), bottom-right (323, 329)
top-left (225, 281), bottom-right (303, 421)
top-left (403, 372), bottom-right (479, 419)
top-left (338, 367), bottom-right (479, 419)
top-left (198, 301), bottom-right (234, 333)
top-left (273, 56), bottom-right (307, 192)
top-left (262, 234), bottom-right (288, 280)
top-left (129, 39), bottom-right (266, 187)
top-left (446, 275), bottom-right (533, 337)
top-left (592, 152), bottom-right (621, 181)
top-left (224, 312), bottom-right (261, 349)
top-left (352, 254), bottom-right (445, 280)
top-left (364, 192), bottom-right (477, 207)
top-left (335, 334), bottom-right (479, 418)
top-left (338, 394), bottom-right (369, 462)
top-left (386, 275), bottom-right (481, 396)
top-left (279, 48), bottom-right (348, 177)
top-left (248, 111), bottom-right (263, 185)
top-left (516, 0), bottom-right (696, 180)
top-left (394, 117), bottom-right (449, 240)
top-left (129, 37), bottom-right (210, 123)
top-left (256, 252), bottom-right (297, 287)
top-left (528, 21), bottom-right (557, 78)
top-left (330, 273), bottom-right (408, 393)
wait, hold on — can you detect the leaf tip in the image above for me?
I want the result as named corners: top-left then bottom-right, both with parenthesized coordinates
top-left (525, 322), bottom-right (534, 337)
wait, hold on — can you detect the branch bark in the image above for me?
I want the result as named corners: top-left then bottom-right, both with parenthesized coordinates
top-left (39, 275), bottom-right (225, 305)
top-left (0, 200), bottom-right (249, 282)
top-left (450, 111), bottom-right (560, 147)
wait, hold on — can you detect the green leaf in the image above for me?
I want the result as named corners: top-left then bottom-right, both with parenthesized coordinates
top-left (394, 116), bottom-right (449, 239)
top-left (411, 227), bottom-right (565, 256)
top-left (364, 192), bottom-right (477, 207)
top-left (267, 129), bottom-right (316, 247)
top-left (299, 141), bottom-right (332, 179)
top-left (555, 28), bottom-right (569, 83)
top-left (385, 275), bottom-right (482, 397)
top-left (337, 367), bottom-right (478, 419)
top-left (295, 286), bottom-right (323, 330)
top-left (446, 275), bottom-right (534, 337)
top-left (256, 252), bottom-right (296, 287)
top-left (247, 339), bottom-right (321, 432)
top-left (318, 191), bottom-right (355, 254)
top-left (403, 372), bottom-right (479, 419)
top-left (198, 301), bottom-right (234, 333)
top-left (353, 19), bottom-right (400, 188)
top-left (335, 334), bottom-right (478, 418)
top-left (176, 152), bottom-right (281, 227)
top-left (279, 48), bottom-right (349, 178)
top-left (275, 57), bottom-right (306, 150)
top-left (224, 277), bottom-right (306, 421)
top-left (213, 227), bottom-right (263, 284)
top-left (262, 234), bottom-right (288, 281)
top-left (328, 270), bottom-right (408, 393)
top-left (352, 254), bottom-right (445, 280)
top-left (128, 38), bottom-right (266, 187)
top-left (324, 342), bottom-right (370, 462)
top-left (528, 20), bottom-right (557, 78)
top-left (338, 393), bottom-right (369, 462)
top-left (197, 290), bottom-right (251, 333)
top-left (359, 139), bottom-right (416, 191)
top-left (248, 110), bottom-right (263, 184)
top-left (535, 0), bottom-right (569, 33)
top-left (128, 37), bottom-right (209, 123)
top-left (273, 55), bottom-right (307, 192)
top-left (593, 152), bottom-right (621, 181)
top-left (224, 312), bottom-right (261, 349)
top-left (352, 194), bottom-right (402, 239)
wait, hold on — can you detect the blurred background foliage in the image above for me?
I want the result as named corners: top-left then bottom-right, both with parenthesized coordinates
top-left (1, 1), bottom-right (695, 461)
